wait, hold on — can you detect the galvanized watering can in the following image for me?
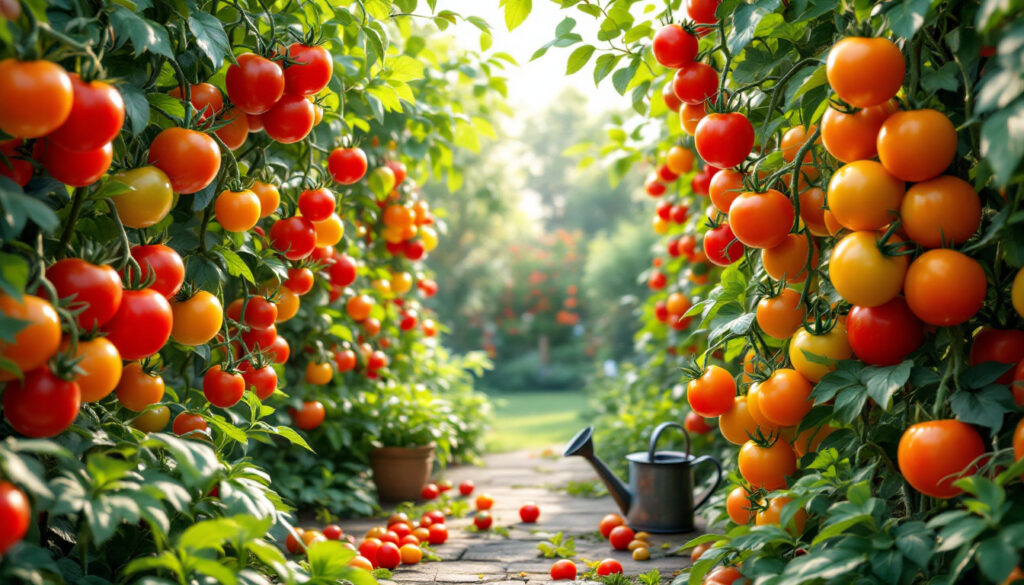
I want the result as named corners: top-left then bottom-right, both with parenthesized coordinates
top-left (563, 421), bottom-right (722, 533)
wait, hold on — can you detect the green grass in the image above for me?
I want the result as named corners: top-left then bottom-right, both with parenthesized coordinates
top-left (484, 389), bottom-right (588, 453)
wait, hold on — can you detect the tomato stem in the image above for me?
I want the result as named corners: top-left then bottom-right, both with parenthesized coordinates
top-left (58, 187), bottom-right (88, 253)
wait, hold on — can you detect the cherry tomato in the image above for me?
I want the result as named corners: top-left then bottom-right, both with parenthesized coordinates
top-left (0, 139), bottom-right (32, 185)
top-left (172, 412), bottom-right (208, 436)
top-left (0, 481), bottom-right (30, 555)
top-left (793, 424), bottom-right (837, 457)
top-left (203, 365), bottom-right (244, 408)
top-left (427, 523), bottom-right (448, 544)
top-left (241, 363), bottom-right (277, 400)
top-left (284, 43), bottom-right (332, 96)
top-left (147, 127), bottom-right (221, 194)
top-left (169, 82), bottom-right (223, 120)
top-left (709, 169), bottom-right (744, 214)
top-left (68, 337), bottom-right (122, 402)
top-left (0, 294), bottom-right (61, 380)
top-left (719, 396), bottom-right (759, 445)
top-left (473, 511), bottom-right (493, 531)
top-left (653, 24), bottom-right (698, 68)
top-left (267, 335), bottom-right (290, 364)
top-left (829, 231), bottom-right (908, 307)
top-left (550, 559), bottom-right (577, 580)
top-left (251, 180), bottom-right (281, 218)
top-left (898, 420), bottom-right (984, 498)
top-left (110, 166), bottom-right (174, 228)
top-left (738, 438), bottom-right (796, 490)
top-left (215, 189), bottom-right (261, 232)
top-left (696, 112), bottom-right (754, 169)
top-left (680, 102), bottom-right (706, 136)
top-left (687, 0), bottom-right (721, 24)
top-left (726, 486), bottom-right (752, 524)
top-left (1014, 268), bottom-right (1024, 321)
top-left (270, 216), bottom-right (317, 260)
top-left (272, 287), bottom-right (301, 323)
top-left (328, 147), bottom-right (368, 185)
top-left (847, 297), bottom-right (924, 366)
top-left (728, 189), bottom-right (794, 249)
top-left (827, 160), bottom-right (904, 232)
top-left (298, 187), bottom-right (336, 221)
top-left (687, 365), bottom-right (736, 417)
top-left (290, 400), bottom-right (326, 429)
top-left (758, 368), bottom-right (813, 427)
top-left (3, 366), bottom-right (80, 437)
top-left (263, 94), bottom-right (315, 144)
top-left (789, 324), bottom-right (852, 382)
top-left (756, 289), bottom-right (805, 340)
top-left (115, 362), bottom-right (164, 412)
top-left (102, 288), bottom-right (172, 360)
top-left (386, 160), bottom-right (407, 186)
top-left (704, 223), bottom-right (744, 266)
top-left (820, 100), bottom-right (898, 163)
top-left (763, 234), bottom-right (817, 283)
top-left (877, 109), bottom-right (957, 182)
top-left (39, 139), bottom-right (112, 187)
top-left (608, 525), bottom-right (634, 550)
top-left (745, 383), bottom-right (780, 433)
top-left (329, 254), bottom-right (358, 287)
top-left (46, 258), bottom-right (123, 329)
top-left (132, 404), bottom-right (170, 432)
top-left (798, 187), bottom-right (829, 236)
top-left (228, 296), bottom-right (278, 328)
top-left (305, 361), bottom-right (333, 385)
top-left (596, 559), bottom-right (623, 576)
top-left (126, 244), bottom-right (185, 299)
top-left (666, 145), bottom-right (694, 175)
top-left (900, 175), bottom-right (980, 248)
top-left (519, 502), bottom-right (540, 523)
top-left (826, 37), bottom-right (904, 108)
top-left (170, 290), bottom-right (223, 346)
top-left (756, 496), bottom-right (807, 536)
top-left (322, 525), bottom-right (343, 540)
top-left (904, 249), bottom-right (986, 326)
top-left (969, 328), bottom-right (1024, 384)
top-left (225, 53), bottom-right (284, 115)
top-left (49, 74), bottom-right (124, 151)
top-left (215, 108), bottom-right (249, 150)
top-left (672, 61), bottom-right (718, 105)
top-left (0, 59), bottom-right (73, 138)
top-left (346, 294), bottom-right (374, 321)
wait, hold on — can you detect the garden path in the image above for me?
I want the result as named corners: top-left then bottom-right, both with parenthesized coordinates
top-left (343, 448), bottom-right (704, 585)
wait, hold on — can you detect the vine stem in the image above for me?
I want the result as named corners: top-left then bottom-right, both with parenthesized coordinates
top-left (58, 187), bottom-right (88, 253)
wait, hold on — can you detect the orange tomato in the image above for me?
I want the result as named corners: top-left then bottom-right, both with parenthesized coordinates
top-left (900, 175), bottom-right (981, 248)
top-left (877, 109), bottom-right (957, 182)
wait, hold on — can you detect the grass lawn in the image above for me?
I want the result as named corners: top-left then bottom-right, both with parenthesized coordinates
top-left (484, 389), bottom-right (589, 453)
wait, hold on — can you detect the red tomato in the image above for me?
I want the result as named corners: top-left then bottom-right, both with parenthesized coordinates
top-left (329, 254), bottom-right (358, 286)
top-left (376, 542), bottom-right (401, 569)
top-left (328, 147), bottom-right (368, 184)
top-left (898, 420), bottom-right (984, 498)
top-left (359, 538), bottom-right (382, 565)
top-left (847, 297), bottom-right (924, 366)
top-left (0, 59), bottom-right (73, 138)
top-left (608, 525), bottom-right (635, 550)
top-left (39, 139), bottom-right (112, 187)
top-left (695, 112), bottom-right (754, 169)
top-left (102, 288), bottom-right (172, 360)
top-left (596, 559), bottom-right (623, 576)
top-left (284, 44), bottom-right (332, 96)
top-left (474, 512), bottom-right (493, 530)
top-left (169, 82), bottom-right (223, 120)
top-left (334, 349), bottom-right (357, 372)
top-left (427, 523), bottom-right (448, 544)
top-left (270, 216), bottom-right (317, 260)
top-left (459, 480), bottom-right (475, 495)
top-left (241, 363), bottom-right (277, 400)
top-left (0, 481), bottom-right (30, 554)
top-left (290, 400), bottom-right (326, 430)
top-left (216, 108), bottom-right (249, 150)
top-left (298, 187), bottom-right (336, 221)
top-left (421, 483), bottom-right (440, 500)
top-left (263, 94), bottom-right (315, 144)
top-left (672, 61), bottom-right (718, 105)
top-left (969, 329), bottom-right (1024, 384)
top-left (147, 127), bottom-right (221, 194)
top-left (125, 244), bottom-right (185, 300)
top-left (3, 366), bottom-right (81, 437)
top-left (653, 24), bottom-right (698, 68)
top-left (728, 189), bottom-right (794, 249)
top-left (46, 258), bottom-right (123, 329)
top-left (386, 160), bottom-right (407, 186)
top-left (49, 74), bottom-right (124, 151)
top-left (172, 412), bottom-right (208, 436)
top-left (225, 53), bottom-right (284, 115)
top-left (268, 335), bottom-right (290, 364)
top-left (550, 559), bottom-right (577, 580)
top-left (203, 365), bottom-right (245, 408)
top-left (284, 267), bottom-right (315, 296)
top-left (684, 411), bottom-right (714, 434)
top-left (662, 82), bottom-right (682, 112)
top-left (322, 525), bottom-right (343, 540)
top-left (687, 365), bottom-right (736, 417)
top-left (704, 223), bottom-right (745, 266)
top-left (687, 0), bottom-right (721, 24)
top-left (0, 139), bottom-right (32, 185)
top-left (519, 503), bottom-right (540, 523)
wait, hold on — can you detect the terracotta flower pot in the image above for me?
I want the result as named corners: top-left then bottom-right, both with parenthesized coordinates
top-left (369, 444), bottom-right (435, 502)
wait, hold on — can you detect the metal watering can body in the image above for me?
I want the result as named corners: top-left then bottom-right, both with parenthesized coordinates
top-left (564, 422), bottom-right (723, 533)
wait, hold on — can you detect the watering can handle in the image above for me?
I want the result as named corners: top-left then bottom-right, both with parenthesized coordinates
top-left (691, 454), bottom-right (723, 511)
top-left (647, 421), bottom-right (691, 461)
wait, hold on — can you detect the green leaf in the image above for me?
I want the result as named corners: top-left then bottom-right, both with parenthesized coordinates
top-left (188, 12), bottom-right (231, 69)
top-left (727, 0), bottom-right (782, 56)
top-left (593, 53), bottom-right (621, 85)
top-left (0, 252), bottom-right (29, 299)
top-left (219, 248), bottom-right (254, 284)
top-left (936, 516), bottom-right (988, 552)
top-left (950, 385), bottom-right (1016, 430)
top-left (976, 536), bottom-right (1018, 582)
top-left (861, 361), bottom-right (911, 410)
top-left (611, 58), bottom-right (640, 95)
top-left (386, 55), bottom-right (424, 82)
top-left (566, 45), bottom-right (595, 75)
top-left (501, 0), bottom-right (532, 31)
top-left (207, 415), bottom-right (248, 444)
top-left (885, 0), bottom-right (933, 40)
top-left (119, 83), bottom-right (149, 135)
top-left (870, 549), bottom-right (903, 584)
top-left (894, 521), bottom-right (934, 568)
top-left (110, 7), bottom-right (173, 59)
top-left (981, 96), bottom-right (1024, 186)
top-left (273, 425), bottom-right (314, 451)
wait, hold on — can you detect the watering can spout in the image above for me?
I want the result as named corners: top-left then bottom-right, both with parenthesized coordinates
top-left (563, 426), bottom-right (632, 516)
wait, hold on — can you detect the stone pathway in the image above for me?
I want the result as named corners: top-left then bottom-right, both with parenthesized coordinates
top-left (339, 448), bottom-right (704, 584)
